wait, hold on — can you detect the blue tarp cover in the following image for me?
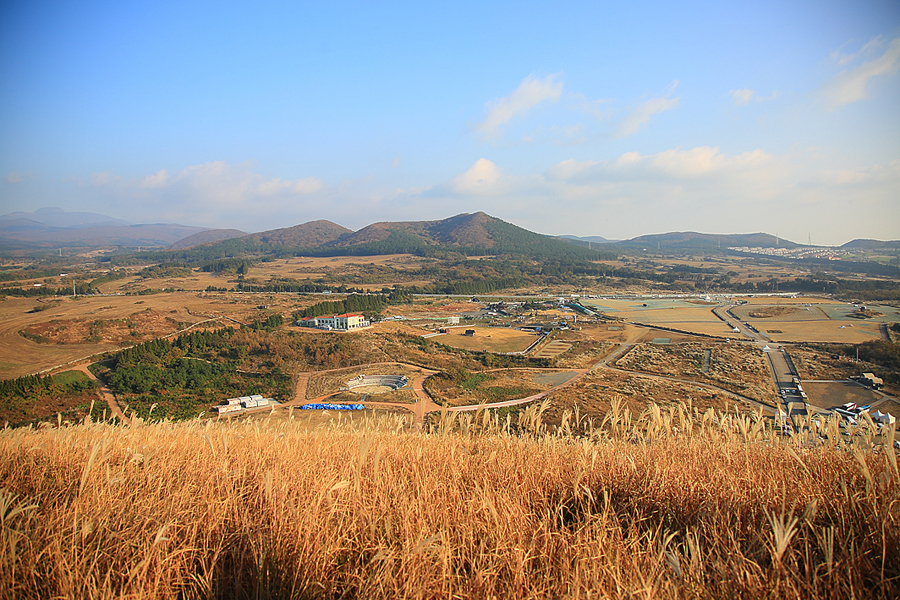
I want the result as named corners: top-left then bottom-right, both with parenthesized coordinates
top-left (300, 403), bottom-right (365, 411)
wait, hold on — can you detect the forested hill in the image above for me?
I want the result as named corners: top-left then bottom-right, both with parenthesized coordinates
top-left (616, 231), bottom-right (799, 252)
top-left (150, 212), bottom-right (616, 263)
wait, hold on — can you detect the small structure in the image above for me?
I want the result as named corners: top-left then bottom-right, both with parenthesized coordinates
top-left (213, 394), bottom-right (273, 414)
top-left (464, 329), bottom-right (475, 336)
top-left (860, 372), bottom-right (884, 390)
top-left (448, 316), bottom-right (460, 325)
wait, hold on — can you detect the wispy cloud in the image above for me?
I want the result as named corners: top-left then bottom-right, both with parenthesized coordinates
top-left (727, 88), bottom-right (778, 105)
top-left (5, 171), bottom-right (33, 184)
top-left (473, 74), bottom-right (563, 139)
top-left (830, 36), bottom-right (886, 66)
top-left (615, 81), bottom-right (680, 137)
top-left (728, 88), bottom-right (756, 105)
top-left (822, 36), bottom-right (900, 109)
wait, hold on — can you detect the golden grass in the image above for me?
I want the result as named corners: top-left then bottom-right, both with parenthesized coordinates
top-left (434, 327), bottom-right (537, 354)
top-left (0, 403), bottom-right (897, 599)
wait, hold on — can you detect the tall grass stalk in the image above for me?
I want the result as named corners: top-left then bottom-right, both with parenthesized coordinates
top-left (0, 402), bottom-right (896, 599)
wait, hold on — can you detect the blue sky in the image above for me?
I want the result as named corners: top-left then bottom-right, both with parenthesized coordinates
top-left (1, 0), bottom-right (898, 245)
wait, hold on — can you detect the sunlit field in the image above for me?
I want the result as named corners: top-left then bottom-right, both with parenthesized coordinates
top-left (0, 401), bottom-right (896, 599)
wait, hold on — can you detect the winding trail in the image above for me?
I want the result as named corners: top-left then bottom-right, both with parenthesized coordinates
top-left (72, 362), bottom-right (128, 423)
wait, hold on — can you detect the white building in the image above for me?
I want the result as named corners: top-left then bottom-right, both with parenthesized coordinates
top-left (298, 313), bottom-right (369, 331)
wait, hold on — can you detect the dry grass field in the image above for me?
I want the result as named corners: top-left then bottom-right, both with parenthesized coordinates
top-left (540, 369), bottom-right (746, 420)
top-left (582, 299), bottom-right (732, 337)
top-left (0, 407), bottom-right (895, 599)
top-left (758, 320), bottom-right (883, 344)
top-left (616, 341), bottom-right (774, 404)
top-left (432, 327), bottom-right (538, 354)
top-left (802, 381), bottom-right (879, 410)
top-left (0, 292), bottom-right (310, 380)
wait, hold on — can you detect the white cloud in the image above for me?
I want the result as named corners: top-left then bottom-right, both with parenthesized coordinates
top-left (164, 161), bottom-right (322, 205)
top-left (451, 158), bottom-right (506, 195)
top-left (75, 161), bottom-right (326, 228)
top-left (5, 171), bottom-right (32, 184)
top-left (473, 74), bottom-right (563, 139)
top-left (728, 88), bottom-right (755, 105)
top-left (615, 81), bottom-right (680, 137)
top-left (140, 169), bottom-right (168, 188)
top-left (823, 36), bottom-right (900, 108)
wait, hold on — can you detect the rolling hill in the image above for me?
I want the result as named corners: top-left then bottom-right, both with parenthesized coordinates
top-left (169, 229), bottom-right (248, 249)
top-left (617, 231), bottom-right (800, 251)
top-left (165, 212), bottom-right (610, 262)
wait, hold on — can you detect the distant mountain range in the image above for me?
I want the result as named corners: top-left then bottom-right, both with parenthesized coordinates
top-left (0, 208), bottom-right (207, 250)
top-left (2, 208), bottom-right (897, 256)
top-left (616, 231), bottom-right (800, 250)
top-left (558, 234), bottom-right (616, 244)
top-left (169, 212), bottom-right (606, 262)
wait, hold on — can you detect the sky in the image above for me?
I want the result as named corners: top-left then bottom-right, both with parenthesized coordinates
top-left (1, 1), bottom-right (899, 246)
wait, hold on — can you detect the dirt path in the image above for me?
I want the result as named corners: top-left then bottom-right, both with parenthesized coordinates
top-left (72, 363), bottom-right (128, 423)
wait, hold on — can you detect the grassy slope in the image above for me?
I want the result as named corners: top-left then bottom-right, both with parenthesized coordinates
top-left (0, 403), bottom-right (897, 599)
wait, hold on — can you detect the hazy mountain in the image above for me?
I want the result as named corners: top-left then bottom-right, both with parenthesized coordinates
top-left (0, 208), bottom-right (208, 250)
top-left (169, 228), bottom-right (249, 249)
top-left (618, 232), bottom-right (800, 251)
top-left (558, 234), bottom-right (615, 244)
top-left (0, 207), bottom-right (129, 229)
top-left (840, 239), bottom-right (900, 250)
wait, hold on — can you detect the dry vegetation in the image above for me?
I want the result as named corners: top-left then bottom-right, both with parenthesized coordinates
top-left (616, 341), bottom-right (773, 403)
top-left (0, 404), bottom-right (896, 599)
top-left (429, 327), bottom-right (538, 354)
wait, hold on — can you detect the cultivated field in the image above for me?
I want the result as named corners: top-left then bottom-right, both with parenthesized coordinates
top-left (530, 340), bottom-right (571, 358)
top-left (582, 299), bottom-right (732, 337)
top-left (1, 408), bottom-right (894, 599)
top-left (432, 326), bottom-right (538, 354)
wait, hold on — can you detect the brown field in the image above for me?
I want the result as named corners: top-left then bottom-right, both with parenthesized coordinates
top-left (0, 292), bottom-right (302, 379)
top-left (582, 300), bottom-right (730, 337)
top-left (1, 410), bottom-right (895, 598)
top-left (530, 340), bottom-right (571, 358)
top-left (759, 320), bottom-right (883, 344)
top-left (616, 341), bottom-right (774, 404)
top-left (432, 326), bottom-right (538, 354)
top-left (802, 381), bottom-right (879, 410)
top-left (542, 368), bottom-right (751, 421)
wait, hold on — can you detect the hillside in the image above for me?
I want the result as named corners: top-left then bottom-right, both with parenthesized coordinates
top-left (334, 212), bottom-right (495, 247)
top-left (0, 409), bottom-right (894, 599)
top-left (618, 231), bottom-right (800, 251)
top-left (249, 219), bottom-right (352, 247)
top-left (167, 212), bottom-right (609, 262)
top-left (841, 239), bottom-right (900, 250)
top-left (169, 228), bottom-right (248, 249)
